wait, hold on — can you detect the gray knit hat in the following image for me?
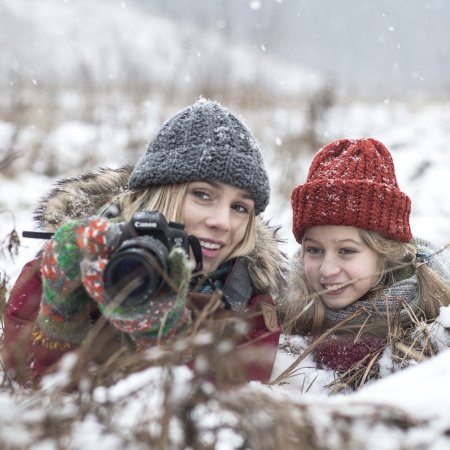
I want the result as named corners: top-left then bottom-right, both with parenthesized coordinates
top-left (128, 98), bottom-right (270, 214)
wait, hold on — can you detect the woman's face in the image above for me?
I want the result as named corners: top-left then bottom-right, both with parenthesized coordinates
top-left (181, 181), bottom-right (254, 273)
top-left (303, 225), bottom-right (380, 309)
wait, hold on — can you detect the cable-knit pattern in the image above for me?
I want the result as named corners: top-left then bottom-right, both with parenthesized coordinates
top-left (128, 98), bottom-right (270, 215)
top-left (291, 138), bottom-right (412, 242)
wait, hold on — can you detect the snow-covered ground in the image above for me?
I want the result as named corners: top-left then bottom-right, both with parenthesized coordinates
top-left (1, 1), bottom-right (450, 448)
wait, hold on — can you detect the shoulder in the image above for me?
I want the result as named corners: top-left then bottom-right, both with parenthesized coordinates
top-left (6, 258), bottom-right (42, 321)
top-left (34, 166), bottom-right (132, 232)
top-left (248, 294), bottom-right (279, 333)
top-left (415, 236), bottom-right (450, 285)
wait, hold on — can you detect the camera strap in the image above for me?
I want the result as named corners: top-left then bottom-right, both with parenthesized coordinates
top-left (189, 259), bottom-right (253, 312)
top-left (221, 260), bottom-right (253, 312)
top-left (188, 235), bottom-right (203, 272)
top-left (22, 231), bottom-right (54, 240)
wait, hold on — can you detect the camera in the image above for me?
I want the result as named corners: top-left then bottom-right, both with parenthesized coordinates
top-left (103, 210), bottom-right (202, 307)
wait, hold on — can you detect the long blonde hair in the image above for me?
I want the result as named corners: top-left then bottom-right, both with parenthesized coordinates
top-left (114, 182), bottom-right (257, 261)
top-left (282, 229), bottom-right (450, 335)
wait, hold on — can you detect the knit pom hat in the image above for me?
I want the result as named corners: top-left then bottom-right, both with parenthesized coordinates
top-left (128, 98), bottom-right (270, 215)
top-left (291, 138), bottom-right (412, 243)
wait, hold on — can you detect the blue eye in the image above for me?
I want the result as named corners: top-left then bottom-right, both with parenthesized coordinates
top-left (233, 203), bottom-right (249, 214)
top-left (305, 247), bottom-right (322, 255)
top-left (340, 248), bottom-right (357, 255)
top-left (194, 190), bottom-right (210, 200)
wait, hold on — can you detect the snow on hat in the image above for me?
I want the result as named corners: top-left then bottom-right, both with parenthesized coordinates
top-left (128, 98), bottom-right (270, 215)
top-left (291, 138), bottom-right (412, 243)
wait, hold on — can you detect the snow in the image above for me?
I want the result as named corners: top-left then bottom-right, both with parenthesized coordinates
top-left (439, 306), bottom-right (450, 328)
top-left (1, 1), bottom-right (450, 448)
top-left (352, 349), bottom-right (450, 419)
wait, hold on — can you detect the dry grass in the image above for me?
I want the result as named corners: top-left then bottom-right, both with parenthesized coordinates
top-left (0, 80), bottom-right (334, 219)
top-left (0, 218), bottom-right (20, 333)
top-left (0, 233), bottom-right (434, 448)
top-left (0, 293), bottom-right (447, 448)
top-left (274, 301), bottom-right (450, 395)
top-left (0, 315), bottom-right (430, 450)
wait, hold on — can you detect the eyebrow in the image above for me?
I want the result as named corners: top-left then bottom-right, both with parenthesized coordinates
top-left (240, 193), bottom-right (254, 201)
top-left (334, 238), bottom-right (364, 245)
top-left (304, 237), bottom-right (364, 245)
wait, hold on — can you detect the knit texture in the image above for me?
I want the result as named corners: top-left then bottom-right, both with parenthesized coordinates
top-left (39, 217), bottom-right (192, 346)
top-left (40, 221), bottom-right (104, 344)
top-left (291, 138), bottom-right (412, 242)
top-left (128, 98), bottom-right (270, 215)
top-left (312, 333), bottom-right (386, 372)
top-left (324, 278), bottom-right (419, 326)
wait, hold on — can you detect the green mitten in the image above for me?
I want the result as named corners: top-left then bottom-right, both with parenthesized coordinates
top-left (39, 217), bottom-right (122, 344)
top-left (40, 215), bottom-right (193, 347)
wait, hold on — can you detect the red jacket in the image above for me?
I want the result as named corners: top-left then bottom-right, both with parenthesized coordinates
top-left (3, 258), bottom-right (70, 385)
top-left (3, 258), bottom-right (280, 387)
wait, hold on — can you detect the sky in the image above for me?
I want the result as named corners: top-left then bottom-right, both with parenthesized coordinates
top-left (1, 1), bottom-right (450, 448)
top-left (133, 0), bottom-right (450, 97)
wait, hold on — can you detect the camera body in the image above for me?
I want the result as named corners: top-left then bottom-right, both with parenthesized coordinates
top-left (103, 210), bottom-right (201, 307)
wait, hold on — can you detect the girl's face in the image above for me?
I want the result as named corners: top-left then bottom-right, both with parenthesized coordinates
top-left (181, 181), bottom-right (254, 273)
top-left (303, 225), bottom-right (380, 309)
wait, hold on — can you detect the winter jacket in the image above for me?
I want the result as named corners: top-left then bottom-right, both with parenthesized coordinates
top-left (272, 237), bottom-right (450, 394)
top-left (3, 167), bottom-right (285, 386)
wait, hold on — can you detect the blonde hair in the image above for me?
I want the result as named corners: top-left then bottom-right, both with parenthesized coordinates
top-left (114, 183), bottom-right (256, 261)
top-left (283, 229), bottom-right (450, 335)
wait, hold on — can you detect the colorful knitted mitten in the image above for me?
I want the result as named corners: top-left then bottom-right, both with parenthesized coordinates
top-left (39, 216), bottom-right (192, 346)
top-left (81, 242), bottom-right (192, 345)
top-left (39, 218), bottom-right (122, 344)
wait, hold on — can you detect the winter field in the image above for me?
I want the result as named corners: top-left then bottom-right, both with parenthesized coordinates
top-left (1, 1), bottom-right (450, 449)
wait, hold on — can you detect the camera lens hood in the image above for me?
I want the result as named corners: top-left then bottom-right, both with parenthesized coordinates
top-left (103, 236), bottom-right (169, 307)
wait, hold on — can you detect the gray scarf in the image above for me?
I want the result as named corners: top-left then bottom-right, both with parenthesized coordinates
top-left (325, 275), bottom-right (419, 326)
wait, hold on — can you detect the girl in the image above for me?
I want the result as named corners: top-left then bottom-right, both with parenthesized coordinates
top-left (278, 138), bottom-right (450, 391)
top-left (3, 99), bottom-right (285, 386)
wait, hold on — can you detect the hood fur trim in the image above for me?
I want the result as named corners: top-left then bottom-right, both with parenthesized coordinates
top-left (35, 167), bottom-right (287, 299)
top-left (35, 166), bottom-right (132, 232)
top-left (244, 219), bottom-right (287, 300)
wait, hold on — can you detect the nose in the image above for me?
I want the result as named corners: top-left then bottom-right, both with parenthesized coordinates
top-left (205, 205), bottom-right (231, 231)
top-left (319, 254), bottom-right (341, 279)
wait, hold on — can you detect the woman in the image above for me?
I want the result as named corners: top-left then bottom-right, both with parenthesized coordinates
top-left (3, 99), bottom-right (285, 386)
top-left (277, 138), bottom-right (450, 392)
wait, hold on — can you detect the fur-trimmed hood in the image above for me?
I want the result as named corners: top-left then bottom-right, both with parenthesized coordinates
top-left (34, 167), bottom-right (287, 300)
top-left (34, 166), bottom-right (132, 232)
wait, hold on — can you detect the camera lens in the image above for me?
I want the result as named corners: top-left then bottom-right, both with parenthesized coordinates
top-left (103, 237), bottom-right (168, 307)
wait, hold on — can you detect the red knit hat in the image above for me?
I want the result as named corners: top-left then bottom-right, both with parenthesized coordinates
top-left (291, 138), bottom-right (413, 243)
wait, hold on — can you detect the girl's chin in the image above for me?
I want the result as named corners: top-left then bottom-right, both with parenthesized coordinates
top-left (321, 296), bottom-right (357, 309)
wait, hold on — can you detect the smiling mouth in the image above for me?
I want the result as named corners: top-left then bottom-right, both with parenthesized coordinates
top-left (199, 240), bottom-right (223, 251)
top-left (323, 283), bottom-right (346, 293)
